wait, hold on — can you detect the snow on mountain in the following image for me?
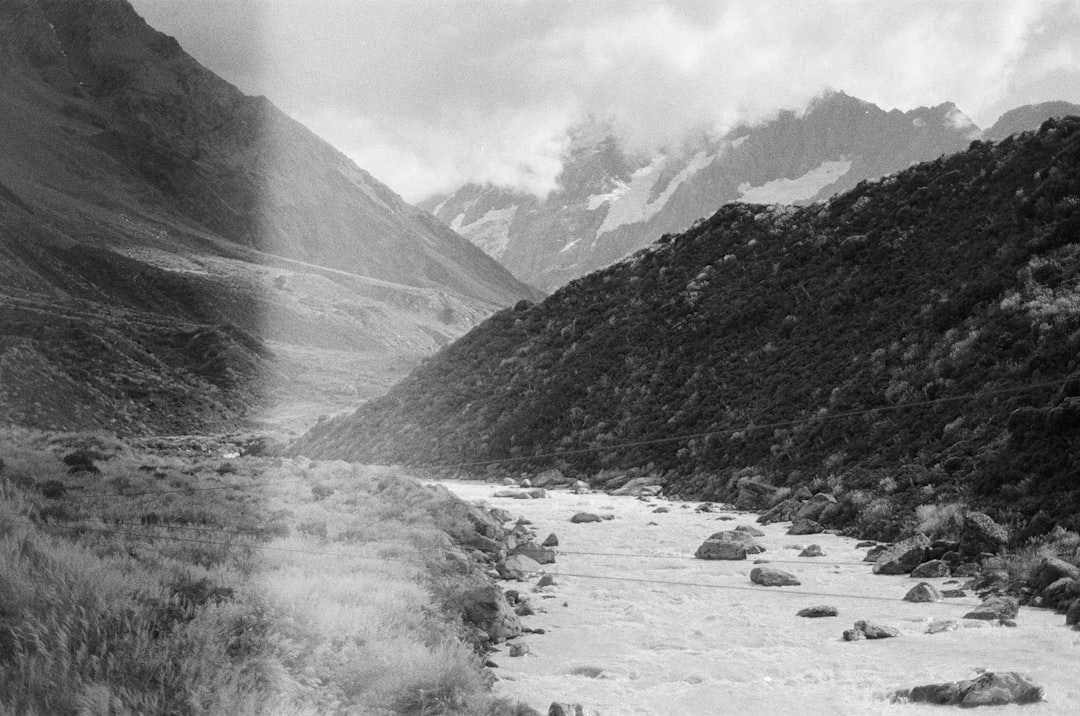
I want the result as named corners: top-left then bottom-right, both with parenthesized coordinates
top-left (428, 92), bottom-right (1073, 293)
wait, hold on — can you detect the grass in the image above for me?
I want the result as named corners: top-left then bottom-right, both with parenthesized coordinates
top-left (0, 429), bottom-right (535, 715)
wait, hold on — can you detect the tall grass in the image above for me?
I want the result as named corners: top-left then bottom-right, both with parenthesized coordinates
top-left (0, 430), bottom-right (533, 715)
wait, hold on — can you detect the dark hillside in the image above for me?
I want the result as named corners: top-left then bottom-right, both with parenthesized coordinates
top-left (295, 118), bottom-right (1080, 534)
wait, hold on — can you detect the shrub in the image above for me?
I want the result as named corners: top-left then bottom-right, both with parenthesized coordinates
top-left (914, 501), bottom-right (967, 540)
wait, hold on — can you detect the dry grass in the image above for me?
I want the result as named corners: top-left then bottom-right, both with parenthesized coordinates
top-left (0, 429), bottom-right (532, 715)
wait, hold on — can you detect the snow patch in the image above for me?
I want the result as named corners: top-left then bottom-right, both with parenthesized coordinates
top-left (594, 151), bottom-right (715, 236)
top-left (737, 159), bottom-right (852, 204)
top-left (458, 206), bottom-right (517, 258)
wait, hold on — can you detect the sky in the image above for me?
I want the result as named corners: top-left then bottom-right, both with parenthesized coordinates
top-left (128, 0), bottom-right (1080, 204)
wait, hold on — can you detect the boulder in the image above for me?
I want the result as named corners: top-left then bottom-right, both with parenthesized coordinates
top-left (871, 534), bottom-right (931, 575)
top-left (493, 488), bottom-right (548, 499)
top-left (941, 589), bottom-right (967, 598)
top-left (1041, 577), bottom-right (1077, 609)
top-left (904, 582), bottom-right (943, 603)
top-left (532, 468), bottom-right (567, 488)
top-left (570, 512), bottom-right (603, 523)
top-left (500, 554), bottom-right (543, 579)
top-left (570, 481), bottom-right (591, 494)
top-left (788, 519), bottom-right (824, 535)
top-left (891, 671), bottom-right (1043, 707)
top-left (460, 586), bottom-right (523, 643)
top-left (794, 493), bottom-right (838, 522)
top-left (925, 620), bottom-right (958, 634)
top-left (549, 704), bottom-right (600, 716)
top-left (695, 539), bottom-right (747, 560)
top-left (963, 596), bottom-right (1020, 621)
top-left (757, 498), bottom-right (802, 525)
top-left (910, 559), bottom-right (950, 578)
top-left (799, 544), bottom-right (825, 558)
top-left (1034, 556), bottom-right (1080, 588)
top-left (959, 512), bottom-right (1009, 557)
top-left (1066, 600), bottom-right (1080, 626)
top-left (509, 642), bottom-right (530, 657)
top-left (735, 478), bottom-right (784, 510)
top-left (863, 545), bottom-right (888, 562)
top-left (511, 541), bottom-right (557, 565)
top-left (653, 506), bottom-right (670, 513)
top-left (541, 533), bottom-right (559, 548)
top-left (536, 574), bottom-right (556, 588)
top-left (750, 567), bottom-right (800, 587)
top-left (734, 524), bottom-right (765, 537)
top-left (612, 476), bottom-right (662, 496)
top-left (705, 530), bottom-right (765, 553)
top-left (842, 628), bottom-right (865, 641)
top-left (797, 605), bottom-right (839, 618)
top-left (853, 620), bottom-right (899, 639)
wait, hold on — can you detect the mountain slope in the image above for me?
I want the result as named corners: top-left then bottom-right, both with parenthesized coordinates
top-left (0, 0), bottom-right (539, 435)
top-left (296, 117), bottom-right (1080, 533)
top-left (426, 92), bottom-right (982, 292)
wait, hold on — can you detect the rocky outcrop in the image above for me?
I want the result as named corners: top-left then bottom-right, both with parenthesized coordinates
top-left (891, 671), bottom-right (1043, 707)
top-left (871, 534), bottom-right (931, 575)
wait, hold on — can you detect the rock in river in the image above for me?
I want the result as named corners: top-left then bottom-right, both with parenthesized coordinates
top-left (750, 566), bottom-right (800, 587)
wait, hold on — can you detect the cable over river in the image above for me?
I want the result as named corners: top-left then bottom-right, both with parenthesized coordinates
top-left (433, 480), bottom-right (1080, 715)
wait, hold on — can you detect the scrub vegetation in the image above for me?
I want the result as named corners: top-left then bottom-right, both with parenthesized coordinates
top-left (297, 117), bottom-right (1080, 538)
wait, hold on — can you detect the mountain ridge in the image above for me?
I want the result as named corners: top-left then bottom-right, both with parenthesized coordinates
top-left (427, 93), bottom-right (1079, 293)
top-left (296, 116), bottom-right (1080, 537)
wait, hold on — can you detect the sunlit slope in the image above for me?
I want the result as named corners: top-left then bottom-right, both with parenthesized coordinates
top-left (296, 118), bottom-right (1080, 525)
top-left (0, 0), bottom-right (540, 434)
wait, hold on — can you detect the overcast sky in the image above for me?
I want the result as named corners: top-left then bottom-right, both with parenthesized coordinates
top-left (129, 0), bottom-right (1080, 203)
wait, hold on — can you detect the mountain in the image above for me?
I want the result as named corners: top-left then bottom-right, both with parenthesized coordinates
top-left (984, 101), bottom-right (1080, 142)
top-left (295, 116), bottom-right (1080, 536)
top-left (424, 92), bottom-right (984, 292)
top-left (0, 0), bottom-right (540, 435)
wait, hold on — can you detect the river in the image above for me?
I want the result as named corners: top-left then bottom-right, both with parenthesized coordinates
top-left (433, 480), bottom-right (1080, 715)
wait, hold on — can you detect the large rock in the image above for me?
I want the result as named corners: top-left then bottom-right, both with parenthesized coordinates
top-left (910, 559), bottom-right (950, 578)
top-left (797, 605), bottom-right (839, 618)
top-left (493, 488), bottom-right (548, 499)
top-left (853, 620), bottom-right (899, 639)
top-left (705, 529), bottom-right (766, 554)
top-left (872, 534), bottom-right (931, 575)
top-left (695, 539), bottom-right (747, 560)
top-left (1066, 600), bottom-right (1080, 626)
top-left (750, 567), bottom-right (800, 587)
top-left (757, 498), bottom-right (801, 525)
top-left (736, 478), bottom-right (784, 511)
top-left (1033, 556), bottom-right (1080, 588)
top-left (511, 541), bottom-right (557, 565)
top-left (570, 512), bottom-right (603, 523)
top-left (959, 512), bottom-right (1009, 557)
top-left (500, 554), bottom-right (543, 580)
top-left (794, 493), bottom-right (838, 522)
top-left (904, 582), bottom-right (943, 603)
top-left (892, 671), bottom-right (1043, 707)
top-left (963, 596), bottom-right (1020, 621)
top-left (788, 519), bottom-right (824, 535)
top-left (611, 476), bottom-right (663, 496)
top-left (532, 468), bottom-right (567, 488)
top-left (549, 704), bottom-right (600, 716)
top-left (460, 586), bottom-right (523, 643)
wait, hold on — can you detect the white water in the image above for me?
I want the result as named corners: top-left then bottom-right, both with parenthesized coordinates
top-left (434, 481), bottom-right (1080, 716)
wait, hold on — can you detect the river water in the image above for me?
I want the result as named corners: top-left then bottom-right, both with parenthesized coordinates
top-left (433, 480), bottom-right (1080, 716)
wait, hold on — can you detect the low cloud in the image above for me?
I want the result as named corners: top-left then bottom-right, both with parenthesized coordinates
top-left (132, 0), bottom-right (1080, 203)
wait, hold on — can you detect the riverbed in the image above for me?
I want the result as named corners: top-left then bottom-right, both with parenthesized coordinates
top-left (433, 480), bottom-right (1080, 715)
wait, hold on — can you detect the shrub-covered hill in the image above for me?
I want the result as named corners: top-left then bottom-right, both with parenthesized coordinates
top-left (295, 117), bottom-right (1080, 531)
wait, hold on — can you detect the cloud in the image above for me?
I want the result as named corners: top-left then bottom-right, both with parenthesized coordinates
top-left (130, 0), bottom-right (1080, 203)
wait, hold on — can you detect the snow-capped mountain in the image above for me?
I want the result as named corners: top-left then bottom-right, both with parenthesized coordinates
top-left (423, 91), bottom-right (1012, 292)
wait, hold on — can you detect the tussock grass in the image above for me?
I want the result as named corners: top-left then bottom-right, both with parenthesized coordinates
top-left (0, 429), bottom-right (531, 715)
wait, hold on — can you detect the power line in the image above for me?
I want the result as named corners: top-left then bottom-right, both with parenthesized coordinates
top-left (422, 376), bottom-right (1074, 471)
top-left (4, 517), bottom-right (988, 611)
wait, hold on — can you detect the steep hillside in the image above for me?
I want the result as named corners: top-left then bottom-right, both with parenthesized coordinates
top-left (985, 101), bottom-right (1080, 142)
top-left (425, 92), bottom-right (981, 292)
top-left (0, 0), bottom-right (539, 435)
top-left (297, 117), bottom-right (1080, 534)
